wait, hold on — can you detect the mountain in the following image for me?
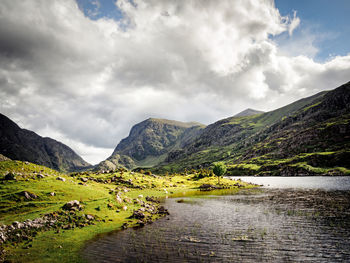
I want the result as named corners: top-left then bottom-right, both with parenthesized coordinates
top-left (234, 108), bottom-right (264, 117)
top-left (155, 82), bottom-right (350, 176)
top-left (0, 113), bottom-right (91, 172)
top-left (96, 118), bottom-right (205, 170)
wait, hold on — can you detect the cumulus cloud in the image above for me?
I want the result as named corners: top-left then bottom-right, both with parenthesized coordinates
top-left (0, 0), bottom-right (349, 164)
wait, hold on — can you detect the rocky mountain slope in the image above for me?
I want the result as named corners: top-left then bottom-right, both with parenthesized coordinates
top-left (234, 108), bottom-right (264, 117)
top-left (96, 118), bottom-right (205, 170)
top-left (155, 82), bottom-right (350, 176)
top-left (0, 113), bottom-right (91, 172)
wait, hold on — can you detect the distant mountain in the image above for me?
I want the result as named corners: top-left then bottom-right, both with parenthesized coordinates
top-left (0, 114), bottom-right (91, 172)
top-left (155, 82), bottom-right (350, 176)
top-left (234, 108), bottom-right (264, 117)
top-left (96, 118), bottom-right (205, 170)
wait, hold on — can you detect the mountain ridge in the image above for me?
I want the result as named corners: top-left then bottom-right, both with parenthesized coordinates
top-left (96, 118), bottom-right (205, 170)
top-left (155, 81), bottom-right (350, 175)
top-left (0, 113), bottom-right (91, 172)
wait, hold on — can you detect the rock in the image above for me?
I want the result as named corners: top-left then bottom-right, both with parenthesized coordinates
top-left (124, 198), bottom-right (132, 204)
top-left (4, 172), bottom-right (16, 180)
top-left (86, 214), bottom-right (94, 220)
top-left (131, 209), bottom-right (145, 219)
top-left (56, 177), bottom-right (66, 182)
top-left (80, 177), bottom-right (88, 182)
top-left (116, 195), bottom-right (123, 204)
top-left (146, 196), bottom-right (159, 203)
top-left (62, 200), bottom-right (82, 211)
top-left (36, 174), bottom-right (45, 179)
top-left (107, 203), bottom-right (114, 208)
top-left (157, 206), bottom-right (169, 215)
top-left (138, 194), bottom-right (143, 198)
top-left (50, 192), bottom-right (55, 196)
top-left (21, 191), bottom-right (38, 200)
top-left (12, 221), bottom-right (24, 229)
top-left (122, 206), bottom-right (128, 211)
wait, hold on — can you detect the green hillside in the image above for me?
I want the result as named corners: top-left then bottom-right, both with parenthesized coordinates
top-left (155, 82), bottom-right (350, 176)
top-left (0, 159), bottom-right (252, 262)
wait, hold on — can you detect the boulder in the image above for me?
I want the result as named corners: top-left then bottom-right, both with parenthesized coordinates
top-left (116, 195), bottom-right (123, 204)
top-left (86, 214), bottom-right (94, 220)
top-left (146, 196), bottom-right (159, 203)
top-left (62, 200), bottom-right (82, 211)
top-left (21, 191), bottom-right (38, 200)
top-left (157, 206), bottom-right (169, 215)
top-left (36, 174), bottom-right (45, 179)
top-left (131, 209), bottom-right (145, 219)
top-left (56, 177), bottom-right (66, 182)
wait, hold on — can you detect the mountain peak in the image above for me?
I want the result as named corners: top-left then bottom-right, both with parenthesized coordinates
top-left (144, 118), bottom-right (204, 128)
top-left (234, 108), bottom-right (264, 117)
top-left (0, 113), bottom-right (91, 171)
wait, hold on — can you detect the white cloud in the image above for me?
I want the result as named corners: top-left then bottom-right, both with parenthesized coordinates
top-left (288, 11), bottom-right (300, 36)
top-left (0, 0), bottom-right (349, 164)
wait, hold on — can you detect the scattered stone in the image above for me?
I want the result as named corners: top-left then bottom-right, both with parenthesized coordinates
top-left (62, 200), bottom-right (82, 211)
top-left (157, 206), bottom-right (169, 215)
top-left (50, 192), bottom-right (55, 196)
top-left (86, 214), bottom-right (94, 220)
top-left (122, 206), bottom-right (128, 211)
top-left (116, 194), bottom-right (123, 204)
top-left (80, 177), bottom-right (88, 182)
top-left (146, 196), bottom-right (159, 203)
top-left (131, 209), bottom-right (145, 219)
top-left (21, 191), bottom-right (38, 200)
top-left (36, 173), bottom-right (45, 179)
top-left (56, 177), bottom-right (66, 182)
top-left (138, 194), bottom-right (143, 198)
top-left (107, 203), bottom-right (114, 209)
top-left (124, 198), bottom-right (132, 204)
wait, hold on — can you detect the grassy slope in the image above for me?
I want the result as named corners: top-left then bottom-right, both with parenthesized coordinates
top-left (0, 160), bottom-right (254, 263)
top-left (156, 88), bottom-right (350, 176)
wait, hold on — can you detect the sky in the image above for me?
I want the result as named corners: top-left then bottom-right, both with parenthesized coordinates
top-left (0, 0), bottom-right (350, 165)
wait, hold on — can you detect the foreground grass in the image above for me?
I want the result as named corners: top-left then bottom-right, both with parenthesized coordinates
top-left (0, 160), bottom-right (255, 262)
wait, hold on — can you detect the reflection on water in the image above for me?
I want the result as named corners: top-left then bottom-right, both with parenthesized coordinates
top-left (83, 178), bottom-right (350, 263)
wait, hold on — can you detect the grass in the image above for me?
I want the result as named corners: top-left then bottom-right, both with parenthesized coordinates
top-left (0, 160), bottom-right (255, 262)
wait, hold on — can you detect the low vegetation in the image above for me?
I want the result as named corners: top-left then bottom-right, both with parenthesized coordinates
top-left (0, 160), bottom-right (255, 262)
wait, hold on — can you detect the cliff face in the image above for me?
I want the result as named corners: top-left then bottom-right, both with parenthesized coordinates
top-left (96, 118), bottom-right (205, 170)
top-left (0, 114), bottom-right (91, 172)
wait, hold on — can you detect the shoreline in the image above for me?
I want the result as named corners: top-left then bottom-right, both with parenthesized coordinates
top-left (1, 162), bottom-right (256, 263)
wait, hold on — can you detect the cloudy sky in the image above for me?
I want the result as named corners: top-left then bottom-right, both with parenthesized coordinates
top-left (1, 0), bottom-right (350, 164)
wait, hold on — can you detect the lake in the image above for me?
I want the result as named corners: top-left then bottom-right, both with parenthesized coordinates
top-left (83, 177), bottom-right (350, 262)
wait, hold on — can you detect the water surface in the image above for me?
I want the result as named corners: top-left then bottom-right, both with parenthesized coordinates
top-left (83, 177), bottom-right (350, 262)
top-left (229, 176), bottom-right (350, 190)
